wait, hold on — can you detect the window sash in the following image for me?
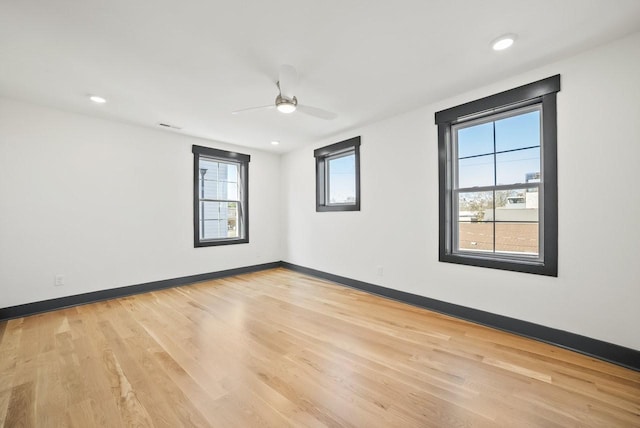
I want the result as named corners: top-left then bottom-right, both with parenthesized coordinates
top-left (325, 150), bottom-right (356, 206)
top-left (198, 201), bottom-right (244, 242)
top-left (450, 104), bottom-right (544, 261)
top-left (198, 158), bottom-right (244, 241)
top-left (452, 185), bottom-right (542, 260)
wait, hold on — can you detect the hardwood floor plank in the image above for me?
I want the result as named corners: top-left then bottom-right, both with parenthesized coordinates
top-left (4, 382), bottom-right (35, 428)
top-left (102, 347), bottom-right (154, 427)
top-left (0, 386), bottom-right (11, 427)
top-left (1, 268), bottom-right (639, 427)
top-left (0, 322), bottom-right (6, 346)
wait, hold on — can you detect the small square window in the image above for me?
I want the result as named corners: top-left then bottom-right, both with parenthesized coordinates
top-left (314, 137), bottom-right (361, 212)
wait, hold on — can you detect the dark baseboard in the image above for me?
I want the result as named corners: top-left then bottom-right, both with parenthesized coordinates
top-left (0, 261), bottom-right (281, 321)
top-left (3, 260), bottom-right (638, 371)
top-left (280, 261), bottom-right (640, 372)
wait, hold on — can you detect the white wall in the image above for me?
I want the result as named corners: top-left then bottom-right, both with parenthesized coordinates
top-left (281, 32), bottom-right (640, 350)
top-left (0, 99), bottom-right (281, 308)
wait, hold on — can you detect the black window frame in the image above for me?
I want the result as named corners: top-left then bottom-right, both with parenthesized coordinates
top-left (435, 75), bottom-right (560, 276)
top-left (314, 136), bottom-right (361, 212)
top-left (192, 145), bottom-right (250, 247)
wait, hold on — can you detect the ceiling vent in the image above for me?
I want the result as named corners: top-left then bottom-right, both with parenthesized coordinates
top-left (158, 123), bottom-right (182, 130)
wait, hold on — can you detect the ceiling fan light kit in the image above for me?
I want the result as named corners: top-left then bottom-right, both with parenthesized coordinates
top-left (276, 94), bottom-right (297, 113)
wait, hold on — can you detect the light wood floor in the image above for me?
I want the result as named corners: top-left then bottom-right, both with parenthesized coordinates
top-left (1, 268), bottom-right (638, 427)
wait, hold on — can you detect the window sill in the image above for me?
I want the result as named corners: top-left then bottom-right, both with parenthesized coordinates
top-left (440, 252), bottom-right (556, 276)
top-left (316, 204), bottom-right (360, 212)
top-left (195, 237), bottom-right (249, 247)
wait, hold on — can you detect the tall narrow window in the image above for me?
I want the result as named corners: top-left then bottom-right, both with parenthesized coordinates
top-left (192, 145), bottom-right (249, 247)
top-left (314, 137), bottom-right (361, 212)
top-left (436, 75), bottom-right (559, 276)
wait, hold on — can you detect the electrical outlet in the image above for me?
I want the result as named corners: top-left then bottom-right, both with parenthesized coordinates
top-left (54, 275), bottom-right (65, 286)
top-left (376, 266), bottom-right (384, 277)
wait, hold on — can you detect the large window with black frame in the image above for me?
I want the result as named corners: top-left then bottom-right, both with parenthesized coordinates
top-left (436, 75), bottom-right (560, 276)
top-left (192, 145), bottom-right (250, 247)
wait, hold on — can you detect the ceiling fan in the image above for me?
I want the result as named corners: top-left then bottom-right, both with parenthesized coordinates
top-left (232, 65), bottom-right (337, 120)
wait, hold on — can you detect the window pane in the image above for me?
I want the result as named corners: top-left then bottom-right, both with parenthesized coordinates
top-left (226, 202), bottom-right (239, 237)
top-left (213, 164), bottom-right (239, 200)
top-left (202, 201), bottom-right (221, 220)
top-left (458, 154), bottom-right (494, 189)
top-left (226, 163), bottom-right (238, 182)
top-left (201, 200), bottom-right (223, 240)
top-left (226, 182), bottom-right (238, 200)
top-left (200, 160), bottom-right (219, 199)
top-left (458, 191), bottom-right (493, 252)
top-left (457, 122), bottom-right (494, 158)
top-left (199, 160), bottom-right (242, 200)
top-left (202, 178), bottom-right (215, 199)
top-left (202, 219), bottom-right (225, 240)
top-left (327, 153), bottom-right (356, 204)
top-left (495, 110), bottom-right (540, 152)
top-left (494, 188), bottom-right (539, 222)
top-left (495, 223), bottom-right (539, 255)
top-left (200, 201), bottom-right (240, 239)
top-left (216, 163), bottom-right (229, 198)
top-left (458, 222), bottom-right (493, 252)
top-left (225, 162), bottom-right (239, 199)
top-left (200, 159), bottom-right (219, 175)
top-left (495, 147), bottom-right (540, 186)
top-left (458, 190), bottom-right (494, 222)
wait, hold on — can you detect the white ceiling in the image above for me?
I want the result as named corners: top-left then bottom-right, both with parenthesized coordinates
top-left (2, 0), bottom-right (640, 153)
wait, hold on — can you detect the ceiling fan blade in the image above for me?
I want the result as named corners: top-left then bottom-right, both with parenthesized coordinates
top-left (278, 64), bottom-right (298, 100)
top-left (232, 105), bottom-right (275, 114)
top-left (297, 104), bottom-right (338, 120)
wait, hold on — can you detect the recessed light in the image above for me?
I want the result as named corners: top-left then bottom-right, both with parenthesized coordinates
top-left (271, 141), bottom-right (280, 146)
top-left (492, 34), bottom-right (517, 51)
top-left (89, 95), bottom-right (107, 103)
